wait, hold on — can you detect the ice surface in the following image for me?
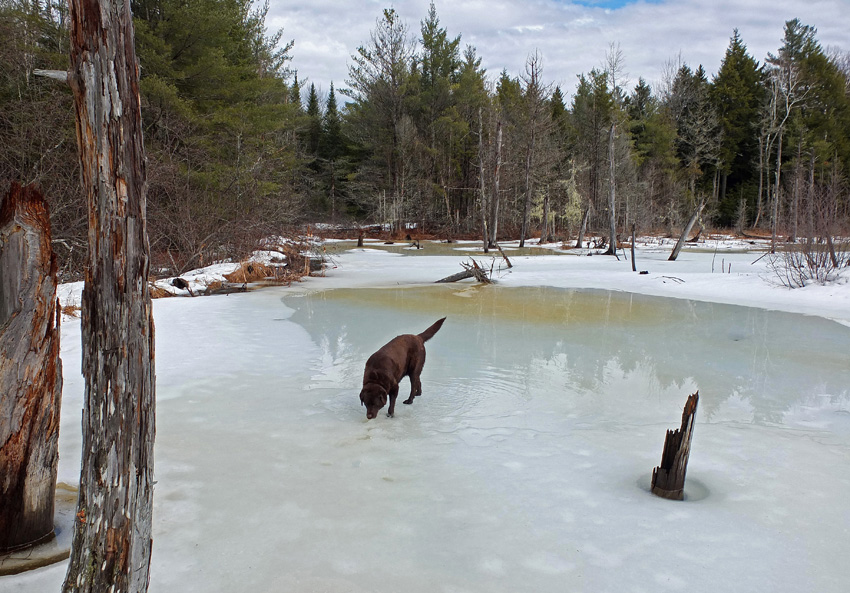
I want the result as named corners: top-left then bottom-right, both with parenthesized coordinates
top-left (5, 244), bottom-right (850, 593)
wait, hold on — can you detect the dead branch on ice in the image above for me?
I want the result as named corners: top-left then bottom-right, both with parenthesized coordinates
top-left (436, 259), bottom-right (493, 284)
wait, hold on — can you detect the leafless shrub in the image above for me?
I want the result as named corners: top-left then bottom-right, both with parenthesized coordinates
top-left (767, 168), bottom-right (849, 287)
top-left (767, 240), bottom-right (849, 287)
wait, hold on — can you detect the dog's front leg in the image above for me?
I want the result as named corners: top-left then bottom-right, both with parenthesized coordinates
top-left (387, 385), bottom-right (399, 417)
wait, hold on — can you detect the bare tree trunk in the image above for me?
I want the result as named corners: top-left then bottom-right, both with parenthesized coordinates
top-left (519, 125), bottom-right (535, 248)
top-left (488, 119), bottom-right (502, 248)
top-left (539, 186), bottom-right (550, 244)
top-left (0, 183), bottom-right (63, 552)
top-left (791, 138), bottom-right (802, 242)
top-left (604, 122), bottom-right (617, 255)
top-left (478, 107), bottom-right (489, 253)
top-left (63, 0), bottom-right (156, 590)
top-left (669, 196), bottom-right (706, 261)
top-left (754, 136), bottom-right (765, 228)
top-left (806, 151), bottom-right (815, 250)
top-left (770, 132), bottom-right (784, 253)
top-left (575, 206), bottom-right (590, 249)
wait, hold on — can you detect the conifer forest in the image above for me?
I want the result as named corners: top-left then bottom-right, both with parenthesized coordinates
top-left (2, 0), bottom-right (848, 276)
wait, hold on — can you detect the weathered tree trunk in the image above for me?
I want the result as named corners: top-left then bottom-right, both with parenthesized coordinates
top-left (63, 0), bottom-right (156, 591)
top-left (651, 392), bottom-right (699, 501)
top-left (668, 197), bottom-right (706, 261)
top-left (604, 122), bottom-right (617, 256)
top-left (0, 182), bottom-right (63, 552)
top-left (478, 107), bottom-right (489, 253)
top-left (630, 223), bottom-right (636, 272)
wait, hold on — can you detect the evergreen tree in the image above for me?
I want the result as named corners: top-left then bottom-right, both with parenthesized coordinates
top-left (668, 64), bottom-right (721, 199)
top-left (569, 68), bottom-right (614, 233)
top-left (415, 2), bottom-right (463, 223)
top-left (305, 82), bottom-right (322, 156)
top-left (710, 30), bottom-right (763, 224)
top-left (344, 8), bottom-right (415, 226)
top-left (319, 82), bottom-right (350, 218)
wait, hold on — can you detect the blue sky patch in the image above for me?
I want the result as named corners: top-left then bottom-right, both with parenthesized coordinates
top-left (570, 0), bottom-right (662, 9)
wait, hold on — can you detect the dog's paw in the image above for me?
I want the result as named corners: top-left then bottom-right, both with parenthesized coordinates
top-left (387, 412), bottom-right (394, 418)
top-left (403, 398), bottom-right (414, 405)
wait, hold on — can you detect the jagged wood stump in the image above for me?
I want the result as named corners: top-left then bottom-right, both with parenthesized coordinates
top-left (0, 182), bottom-right (63, 552)
top-left (651, 391), bottom-right (699, 501)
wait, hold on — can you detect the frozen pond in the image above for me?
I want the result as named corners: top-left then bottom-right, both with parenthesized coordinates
top-left (146, 284), bottom-right (849, 593)
top-left (9, 280), bottom-right (849, 593)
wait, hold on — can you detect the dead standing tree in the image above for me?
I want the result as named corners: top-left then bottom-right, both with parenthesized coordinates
top-left (651, 392), bottom-right (699, 501)
top-left (63, 0), bottom-right (156, 591)
top-left (0, 183), bottom-right (63, 552)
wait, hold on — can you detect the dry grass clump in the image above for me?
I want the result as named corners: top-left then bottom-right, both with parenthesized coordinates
top-left (224, 261), bottom-right (280, 284)
top-left (61, 304), bottom-right (81, 317)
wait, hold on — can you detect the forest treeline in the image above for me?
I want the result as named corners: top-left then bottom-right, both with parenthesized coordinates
top-left (1, 0), bottom-right (849, 276)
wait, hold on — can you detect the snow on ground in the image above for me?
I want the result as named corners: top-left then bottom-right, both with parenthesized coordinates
top-left (6, 240), bottom-right (850, 593)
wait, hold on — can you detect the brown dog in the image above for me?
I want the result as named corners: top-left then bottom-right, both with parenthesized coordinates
top-left (359, 317), bottom-right (446, 419)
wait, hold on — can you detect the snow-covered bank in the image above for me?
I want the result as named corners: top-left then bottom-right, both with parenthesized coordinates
top-left (6, 241), bottom-right (849, 593)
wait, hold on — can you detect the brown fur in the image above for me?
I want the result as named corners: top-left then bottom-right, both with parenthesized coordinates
top-left (359, 317), bottom-right (446, 419)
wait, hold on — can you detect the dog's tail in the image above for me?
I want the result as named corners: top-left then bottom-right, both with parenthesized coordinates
top-left (418, 317), bottom-right (446, 342)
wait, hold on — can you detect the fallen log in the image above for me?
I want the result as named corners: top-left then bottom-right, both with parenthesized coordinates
top-left (651, 391), bottom-right (699, 501)
top-left (436, 259), bottom-right (492, 284)
top-left (0, 182), bottom-right (63, 552)
top-left (436, 269), bottom-right (474, 283)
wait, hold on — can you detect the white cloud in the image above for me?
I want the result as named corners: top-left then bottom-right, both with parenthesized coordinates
top-left (266, 0), bottom-right (850, 101)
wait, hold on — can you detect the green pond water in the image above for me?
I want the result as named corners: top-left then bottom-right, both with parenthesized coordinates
top-left (284, 284), bottom-right (850, 426)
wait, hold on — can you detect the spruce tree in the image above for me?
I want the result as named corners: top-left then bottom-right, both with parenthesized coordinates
top-left (710, 30), bottom-right (763, 224)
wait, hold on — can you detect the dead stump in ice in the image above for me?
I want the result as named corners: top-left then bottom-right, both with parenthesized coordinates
top-left (0, 182), bottom-right (63, 552)
top-left (651, 391), bottom-right (699, 501)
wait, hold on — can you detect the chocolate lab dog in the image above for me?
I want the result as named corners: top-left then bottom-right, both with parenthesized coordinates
top-left (359, 317), bottom-right (446, 419)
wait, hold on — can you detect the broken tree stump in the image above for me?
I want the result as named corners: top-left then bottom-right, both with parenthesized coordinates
top-left (0, 182), bottom-right (63, 552)
top-left (651, 391), bottom-right (699, 501)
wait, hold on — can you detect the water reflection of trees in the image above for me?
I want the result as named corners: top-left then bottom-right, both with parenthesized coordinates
top-left (283, 286), bottom-right (850, 425)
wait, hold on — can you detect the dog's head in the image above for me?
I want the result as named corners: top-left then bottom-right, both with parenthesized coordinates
top-left (359, 384), bottom-right (387, 420)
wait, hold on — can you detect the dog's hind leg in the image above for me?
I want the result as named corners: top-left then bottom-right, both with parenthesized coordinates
top-left (403, 374), bottom-right (422, 405)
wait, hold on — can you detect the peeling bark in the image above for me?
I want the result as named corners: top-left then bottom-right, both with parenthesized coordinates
top-left (0, 182), bottom-right (63, 552)
top-left (63, 0), bottom-right (156, 591)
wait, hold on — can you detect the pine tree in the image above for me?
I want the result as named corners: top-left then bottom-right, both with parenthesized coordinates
top-left (305, 82), bottom-right (322, 156)
top-left (344, 8), bottom-right (415, 227)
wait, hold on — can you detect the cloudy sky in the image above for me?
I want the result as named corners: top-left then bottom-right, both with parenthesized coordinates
top-left (266, 0), bottom-right (849, 101)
